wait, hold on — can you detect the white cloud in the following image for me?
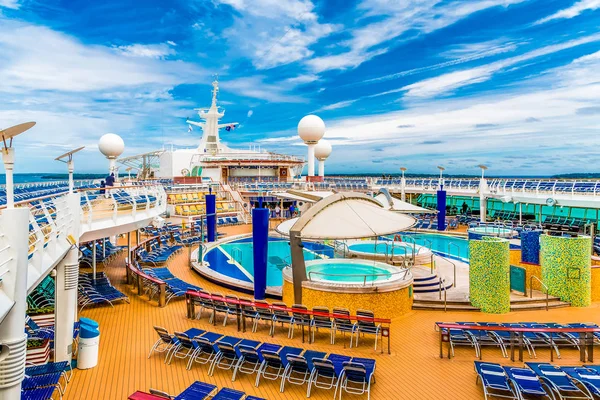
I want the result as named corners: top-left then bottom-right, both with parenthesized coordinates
top-left (0, 0), bottom-right (19, 9)
top-left (400, 33), bottom-right (600, 98)
top-left (220, 76), bottom-right (306, 103)
top-left (316, 99), bottom-right (357, 112)
top-left (535, 0), bottom-right (600, 24)
top-left (307, 0), bottom-right (525, 72)
top-left (214, 0), bottom-right (337, 69)
top-left (0, 21), bottom-right (204, 93)
top-left (284, 74), bottom-right (320, 85)
top-left (115, 43), bottom-right (176, 59)
top-left (262, 48), bottom-right (600, 173)
top-left (247, 110), bottom-right (253, 117)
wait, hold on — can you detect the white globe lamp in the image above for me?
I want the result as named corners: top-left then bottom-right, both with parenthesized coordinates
top-left (98, 133), bottom-right (124, 175)
top-left (314, 139), bottom-right (332, 177)
top-left (298, 115), bottom-right (325, 177)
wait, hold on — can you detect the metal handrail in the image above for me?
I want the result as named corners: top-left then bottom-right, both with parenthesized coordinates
top-left (530, 275), bottom-right (549, 311)
top-left (307, 269), bottom-right (410, 286)
top-left (438, 277), bottom-right (447, 312)
top-left (448, 242), bottom-right (461, 260)
top-left (435, 253), bottom-right (457, 288)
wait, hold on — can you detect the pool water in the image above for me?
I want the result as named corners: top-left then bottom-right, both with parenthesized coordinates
top-left (306, 261), bottom-right (392, 283)
top-left (348, 242), bottom-right (415, 256)
top-left (206, 237), bottom-right (334, 287)
top-left (402, 233), bottom-right (469, 260)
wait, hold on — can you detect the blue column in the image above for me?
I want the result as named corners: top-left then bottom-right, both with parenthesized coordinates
top-left (252, 207), bottom-right (269, 300)
top-left (206, 194), bottom-right (216, 242)
top-left (437, 189), bottom-right (446, 231)
top-left (521, 230), bottom-right (541, 264)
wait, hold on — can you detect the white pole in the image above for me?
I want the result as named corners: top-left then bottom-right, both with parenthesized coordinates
top-left (68, 159), bottom-right (74, 193)
top-left (519, 203), bottom-right (522, 224)
top-left (2, 148), bottom-right (16, 208)
top-left (109, 158), bottom-right (116, 174)
top-left (318, 160), bottom-right (325, 177)
top-left (0, 207), bottom-right (30, 399)
top-left (401, 170), bottom-right (406, 202)
top-left (92, 241), bottom-right (97, 284)
top-left (307, 144), bottom-right (315, 177)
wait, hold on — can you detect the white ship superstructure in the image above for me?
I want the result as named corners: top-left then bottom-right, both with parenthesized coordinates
top-left (155, 79), bottom-right (304, 183)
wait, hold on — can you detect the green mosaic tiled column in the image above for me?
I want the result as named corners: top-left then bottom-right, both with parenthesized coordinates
top-left (541, 235), bottom-right (591, 307)
top-left (469, 237), bottom-right (510, 313)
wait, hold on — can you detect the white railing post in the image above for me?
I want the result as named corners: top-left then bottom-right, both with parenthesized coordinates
top-left (0, 208), bottom-right (30, 399)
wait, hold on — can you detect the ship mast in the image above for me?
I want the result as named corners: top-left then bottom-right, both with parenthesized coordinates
top-left (186, 77), bottom-right (238, 155)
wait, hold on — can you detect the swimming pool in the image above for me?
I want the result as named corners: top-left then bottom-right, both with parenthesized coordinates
top-left (348, 241), bottom-right (416, 256)
top-left (400, 233), bottom-right (470, 260)
top-left (203, 237), bottom-right (334, 287)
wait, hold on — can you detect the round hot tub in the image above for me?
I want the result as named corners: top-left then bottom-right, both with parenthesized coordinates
top-left (344, 239), bottom-right (433, 266)
top-left (305, 258), bottom-right (407, 284)
top-left (282, 258), bottom-right (414, 318)
top-left (468, 226), bottom-right (518, 240)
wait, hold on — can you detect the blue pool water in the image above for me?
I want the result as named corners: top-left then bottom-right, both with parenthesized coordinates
top-left (306, 261), bottom-right (392, 283)
top-left (348, 242), bottom-right (416, 256)
top-left (401, 233), bottom-right (470, 260)
top-left (204, 237), bottom-right (334, 287)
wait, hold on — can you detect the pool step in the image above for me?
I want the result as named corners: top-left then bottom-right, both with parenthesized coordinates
top-left (413, 273), bottom-right (453, 293)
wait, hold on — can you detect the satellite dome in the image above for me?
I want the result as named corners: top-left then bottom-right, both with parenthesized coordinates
top-left (298, 115), bottom-right (325, 144)
top-left (98, 133), bottom-right (125, 158)
top-left (314, 139), bottom-right (332, 160)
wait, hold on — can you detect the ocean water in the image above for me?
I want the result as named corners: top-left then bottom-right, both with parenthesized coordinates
top-left (0, 173), bottom-right (105, 185)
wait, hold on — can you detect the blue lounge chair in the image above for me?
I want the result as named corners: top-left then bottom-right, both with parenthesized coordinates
top-left (307, 358), bottom-right (343, 398)
top-left (503, 366), bottom-right (551, 399)
top-left (281, 354), bottom-right (311, 392)
top-left (148, 326), bottom-right (179, 361)
top-left (339, 361), bottom-right (376, 400)
top-left (562, 367), bottom-right (600, 398)
top-left (209, 338), bottom-right (258, 377)
top-left (526, 363), bottom-right (591, 399)
top-left (233, 343), bottom-right (280, 382)
top-left (25, 361), bottom-right (72, 383)
top-left (167, 332), bottom-right (202, 367)
top-left (473, 362), bottom-right (517, 400)
top-left (22, 372), bottom-right (64, 397)
top-left (174, 381), bottom-right (217, 400)
top-left (188, 332), bottom-right (223, 370)
top-left (211, 388), bottom-right (245, 400)
top-left (256, 346), bottom-right (303, 387)
top-left (21, 387), bottom-right (56, 400)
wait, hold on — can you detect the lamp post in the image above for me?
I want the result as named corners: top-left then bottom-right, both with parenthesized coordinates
top-left (478, 164), bottom-right (488, 223)
top-left (400, 167), bottom-right (407, 202)
top-left (55, 146), bottom-right (85, 193)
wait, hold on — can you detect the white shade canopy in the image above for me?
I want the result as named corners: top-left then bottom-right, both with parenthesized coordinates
top-left (374, 192), bottom-right (436, 213)
top-left (282, 192), bottom-right (416, 239)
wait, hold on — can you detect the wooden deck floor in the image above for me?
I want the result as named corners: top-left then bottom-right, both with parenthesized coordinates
top-left (66, 226), bottom-right (600, 400)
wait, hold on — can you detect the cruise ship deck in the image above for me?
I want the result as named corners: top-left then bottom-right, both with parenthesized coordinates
top-left (65, 226), bottom-right (600, 400)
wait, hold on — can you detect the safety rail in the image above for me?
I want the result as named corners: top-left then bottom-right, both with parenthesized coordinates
top-left (435, 322), bottom-right (600, 362)
top-left (448, 242), bottom-right (461, 260)
top-left (530, 275), bottom-right (550, 311)
top-left (185, 289), bottom-right (393, 354)
top-left (307, 268), bottom-right (410, 286)
top-left (125, 236), bottom-right (167, 307)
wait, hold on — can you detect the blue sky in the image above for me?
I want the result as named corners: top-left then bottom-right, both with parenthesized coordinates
top-left (0, 0), bottom-right (599, 175)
